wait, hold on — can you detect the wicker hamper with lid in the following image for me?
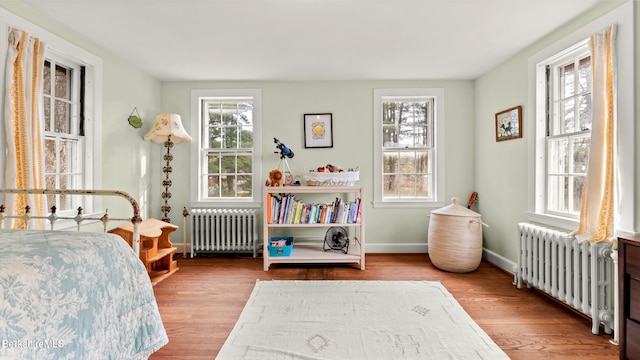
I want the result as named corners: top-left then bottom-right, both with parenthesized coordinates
top-left (428, 197), bottom-right (487, 273)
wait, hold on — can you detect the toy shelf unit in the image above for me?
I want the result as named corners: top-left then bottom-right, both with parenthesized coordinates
top-left (263, 185), bottom-right (365, 271)
top-left (109, 218), bottom-right (179, 286)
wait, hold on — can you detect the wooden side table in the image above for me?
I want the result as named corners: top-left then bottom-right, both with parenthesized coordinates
top-left (110, 218), bottom-right (179, 286)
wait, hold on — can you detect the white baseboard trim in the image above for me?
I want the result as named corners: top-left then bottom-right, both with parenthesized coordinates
top-left (482, 248), bottom-right (517, 275)
top-left (365, 243), bottom-right (429, 254)
top-left (178, 242), bottom-right (517, 276)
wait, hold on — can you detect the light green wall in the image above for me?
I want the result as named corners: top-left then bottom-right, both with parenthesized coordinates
top-left (474, 1), bottom-right (638, 262)
top-left (160, 80), bottom-right (475, 247)
top-left (0, 2), bottom-right (162, 219)
top-left (2, 1), bottom-right (637, 262)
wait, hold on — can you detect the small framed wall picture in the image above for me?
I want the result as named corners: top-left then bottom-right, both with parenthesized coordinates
top-left (304, 113), bottom-right (333, 148)
top-left (495, 106), bottom-right (522, 142)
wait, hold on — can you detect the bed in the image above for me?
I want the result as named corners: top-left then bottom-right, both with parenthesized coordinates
top-left (0, 189), bottom-right (168, 359)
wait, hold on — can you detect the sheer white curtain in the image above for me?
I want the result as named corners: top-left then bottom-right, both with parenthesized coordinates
top-left (3, 29), bottom-right (46, 228)
top-left (572, 25), bottom-right (616, 244)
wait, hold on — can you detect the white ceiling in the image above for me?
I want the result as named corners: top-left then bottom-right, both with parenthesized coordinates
top-left (20, 0), bottom-right (618, 81)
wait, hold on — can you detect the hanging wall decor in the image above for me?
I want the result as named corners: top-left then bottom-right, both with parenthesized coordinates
top-left (304, 113), bottom-right (333, 148)
top-left (128, 107), bottom-right (143, 129)
top-left (495, 106), bottom-right (522, 142)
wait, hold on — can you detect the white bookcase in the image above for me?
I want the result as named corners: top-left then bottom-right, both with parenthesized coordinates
top-left (263, 185), bottom-right (365, 271)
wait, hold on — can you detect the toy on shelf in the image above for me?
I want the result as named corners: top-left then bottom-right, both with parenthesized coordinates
top-left (304, 165), bottom-right (359, 186)
top-left (266, 169), bottom-right (283, 187)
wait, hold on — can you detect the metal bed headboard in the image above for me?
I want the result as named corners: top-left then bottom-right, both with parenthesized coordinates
top-left (0, 188), bottom-right (143, 256)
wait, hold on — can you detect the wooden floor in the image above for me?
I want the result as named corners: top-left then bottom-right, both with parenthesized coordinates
top-left (149, 254), bottom-right (618, 360)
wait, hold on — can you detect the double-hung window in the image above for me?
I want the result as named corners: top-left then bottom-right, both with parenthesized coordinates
top-left (544, 42), bottom-right (592, 219)
top-left (373, 88), bottom-right (444, 208)
top-left (528, 1), bottom-right (635, 230)
top-left (1, 9), bottom-right (101, 221)
top-left (0, 7), bottom-right (104, 222)
top-left (43, 54), bottom-right (86, 212)
top-left (190, 89), bottom-right (262, 207)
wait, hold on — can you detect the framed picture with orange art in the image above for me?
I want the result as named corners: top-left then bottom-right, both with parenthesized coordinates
top-left (304, 113), bottom-right (333, 148)
top-left (495, 106), bottom-right (522, 142)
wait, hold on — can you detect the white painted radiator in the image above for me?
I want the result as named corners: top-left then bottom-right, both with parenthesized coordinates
top-left (190, 209), bottom-right (258, 258)
top-left (515, 223), bottom-right (614, 335)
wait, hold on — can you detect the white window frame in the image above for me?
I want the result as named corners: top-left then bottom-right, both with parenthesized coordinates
top-left (0, 9), bottom-right (103, 223)
top-left (372, 88), bottom-right (445, 208)
top-left (190, 89), bottom-right (262, 209)
top-left (527, 1), bottom-right (635, 232)
top-left (539, 41), bottom-right (591, 221)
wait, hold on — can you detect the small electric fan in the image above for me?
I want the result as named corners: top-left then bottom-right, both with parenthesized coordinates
top-left (324, 226), bottom-right (349, 254)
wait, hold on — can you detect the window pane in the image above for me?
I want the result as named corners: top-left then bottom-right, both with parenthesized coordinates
top-left (578, 57), bottom-right (591, 93)
top-left (382, 125), bottom-right (398, 148)
top-left (220, 154), bottom-right (235, 173)
top-left (45, 138), bottom-right (56, 173)
top-left (398, 174), bottom-right (416, 198)
top-left (207, 154), bottom-right (220, 173)
top-left (383, 151), bottom-right (398, 173)
top-left (207, 175), bottom-right (220, 197)
top-left (220, 175), bottom-right (236, 197)
top-left (206, 102), bottom-right (222, 125)
top-left (413, 125), bottom-right (429, 147)
top-left (55, 64), bottom-right (70, 99)
top-left (547, 175), bottom-right (568, 212)
top-left (572, 176), bottom-right (585, 213)
top-left (548, 138), bottom-right (568, 174)
top-left (562, 98), bottom-right (575, 134)
top-left (43, 97), bottom-right (51, 131)
top-left (398, 124), bottom-right (415, 147)
top-left (239, 126), bottom-right (253, 148)
top-left (60, 139), bottom-right (79, 174)
top-left (223, 127), bottom-right (237, 148)
top-left (417, 175), bottom-right (431, 198)
top-left (561, 63), bottom-right (575, 97)
top-left (572, 136), bottom-right (589, 174)
top-left (221, 102), bottom-right (238, 126)
top-left (43, 61), bottom-right (51, 96)
top-left (237, 154), bottom-right (252, 173)
top-left (207, 126), bottom-right (222, 148)
top-left (54, 100), bottom-right (70, 133)
top-left (398, 152), bottom-right (415, 173)
top-left (415, 150), bottom-right (431, 174)
top-left (237, 175), bottom-right (252, 197)
top-left (383, 174), bottom-right (397, 197)
top-left (237, 102), bottom-right (253, 125)
top-left (578, 94), bottom-right (592, 131)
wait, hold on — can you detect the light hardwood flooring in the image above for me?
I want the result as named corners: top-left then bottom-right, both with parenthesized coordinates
top-left (149, 254), bottom-right (618, 360)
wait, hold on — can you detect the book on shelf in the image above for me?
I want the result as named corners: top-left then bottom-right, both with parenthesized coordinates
top-left (267, 193), bottom-right (361, 225)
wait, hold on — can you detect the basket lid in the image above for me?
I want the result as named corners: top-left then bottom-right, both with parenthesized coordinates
top-left (431, 197), bottom-right (481, 217)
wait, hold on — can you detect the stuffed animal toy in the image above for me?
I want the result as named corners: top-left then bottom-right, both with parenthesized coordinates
top-left (266, 169), bottom-right (283, 187)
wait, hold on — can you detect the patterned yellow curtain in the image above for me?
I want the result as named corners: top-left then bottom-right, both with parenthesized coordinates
top-left (572, 25), bottom-right (616, 244)
top-left (3, 29), bottom-right (46, 228)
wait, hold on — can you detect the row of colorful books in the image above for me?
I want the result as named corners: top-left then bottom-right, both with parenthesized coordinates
top-left (266, 193), bottom-right (361, 225)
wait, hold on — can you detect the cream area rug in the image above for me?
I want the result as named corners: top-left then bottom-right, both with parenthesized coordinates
top-left (216, 280), bottom-right (510, 359)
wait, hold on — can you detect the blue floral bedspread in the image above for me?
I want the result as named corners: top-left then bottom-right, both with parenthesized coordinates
top-left (0, 229), bottom-right (168, 360)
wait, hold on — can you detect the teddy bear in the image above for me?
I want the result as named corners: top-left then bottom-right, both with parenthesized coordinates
top-left (265, 169), bottom-right (283, 187)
